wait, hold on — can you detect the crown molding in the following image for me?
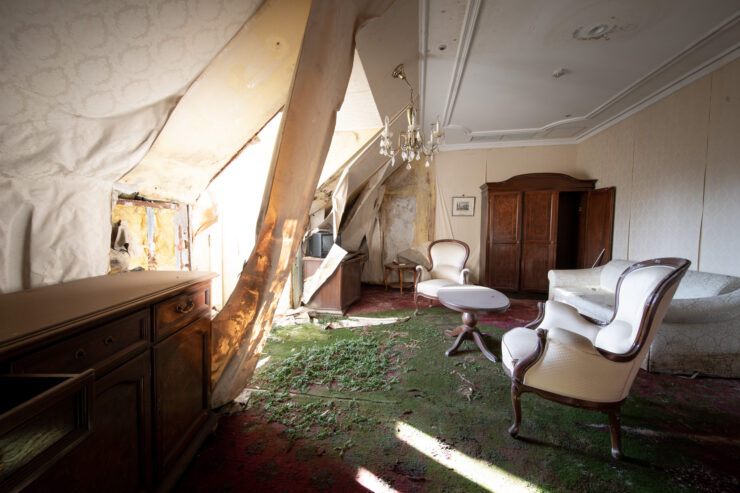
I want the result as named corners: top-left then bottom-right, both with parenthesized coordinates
top-left (437, 8), bottom-right (740, 149)
top-left (576, 42), bottom-right (739, 143)
top-left (440, 138), bottom-right (577, 151)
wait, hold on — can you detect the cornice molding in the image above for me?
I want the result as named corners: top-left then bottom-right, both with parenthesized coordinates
top-left (436, 8), bottom-right (740, 149)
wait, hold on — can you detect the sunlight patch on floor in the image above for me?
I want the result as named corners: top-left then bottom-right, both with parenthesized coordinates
top-left (395, 421), bottom-right (539, 492)
top-left (355, 467), bottom-right (400, 493)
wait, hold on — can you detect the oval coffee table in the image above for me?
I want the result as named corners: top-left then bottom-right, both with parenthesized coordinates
top-left (437, 285), bottom-right (510, 362)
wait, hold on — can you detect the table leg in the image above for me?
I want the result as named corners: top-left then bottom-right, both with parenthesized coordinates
top-left (444, 326), bottom-right (464, 337)
top-left (444, 311), bottom-right (498, 363)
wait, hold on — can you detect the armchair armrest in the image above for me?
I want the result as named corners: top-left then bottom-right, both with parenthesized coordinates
top-left (459, 268), bottom-right (470, 285)
top-left (415, 264), bottom-right (431, 285)
top-left (538, 300), bottom-right (601, 342)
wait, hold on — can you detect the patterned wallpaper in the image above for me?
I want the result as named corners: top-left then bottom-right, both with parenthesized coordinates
top-left (0, 0), bottom-right (260, 180)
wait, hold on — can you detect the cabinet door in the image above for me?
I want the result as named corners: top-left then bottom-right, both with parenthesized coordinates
top-left (152, 315), bottom-right (210, 482)
top-left (520, 191), bottom-right (557, 292)
top-left (578, 187), bottom-right (615, 268)
top-left (488, 192), bottom-right (522, 290)
top-left (26, 351), bottom-right (152, 493)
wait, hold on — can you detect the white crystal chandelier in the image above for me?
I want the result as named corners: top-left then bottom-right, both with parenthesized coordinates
top-left (379, 64), bottom-right (442, 170)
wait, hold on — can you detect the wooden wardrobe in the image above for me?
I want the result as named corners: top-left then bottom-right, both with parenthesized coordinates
top-left (480, 173), bottom-right (614, 293)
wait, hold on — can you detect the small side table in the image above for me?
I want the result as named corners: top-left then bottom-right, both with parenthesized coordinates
top-left (437, 285), bottom-right (510, 362)
top-left (384, 262), bottom-right (416, 293)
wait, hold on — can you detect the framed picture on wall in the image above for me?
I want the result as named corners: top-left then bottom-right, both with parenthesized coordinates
top-left (452, 196), bottom-right (475, 216)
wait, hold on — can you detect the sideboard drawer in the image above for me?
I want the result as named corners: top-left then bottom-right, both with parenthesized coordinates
top-left (11, 309), bottom-right (149, 376)
top-left (0, 370), bottom-right (94, 492)
top-left (153, 282), bottom-right (210, 342)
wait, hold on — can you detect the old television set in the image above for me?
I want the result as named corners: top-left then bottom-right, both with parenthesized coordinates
top-left (307, 232), bottom-right (340, 258)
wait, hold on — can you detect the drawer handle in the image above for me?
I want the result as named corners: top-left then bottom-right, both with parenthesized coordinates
top-left (74, 349), bottom-right (86, 360)
top-left (104, 336), bottom-right (114, 346)
top-left (176, 299), bottom-right (195, 314)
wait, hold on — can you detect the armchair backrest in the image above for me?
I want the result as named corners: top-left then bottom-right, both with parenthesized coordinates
top-left (594, 258), bottom-right (691, 360)
top-left (428, 239), bottom-right (469, 282)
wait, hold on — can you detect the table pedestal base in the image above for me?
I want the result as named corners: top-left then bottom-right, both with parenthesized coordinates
top-left (444, 312), bottom-right (498, 363)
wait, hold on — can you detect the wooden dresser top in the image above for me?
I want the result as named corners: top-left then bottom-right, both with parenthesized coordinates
top-left (0, 271), bottom-right (216, 353)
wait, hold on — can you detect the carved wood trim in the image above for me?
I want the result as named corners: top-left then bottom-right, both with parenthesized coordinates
top-left (511, 328), bottom-right (547, 386)
top-left (595, 257), bottom-right (690, 362)
top-left (480, 173), bottom-right (597, 192)
top-left (426, 239), bottom-right (470, 273)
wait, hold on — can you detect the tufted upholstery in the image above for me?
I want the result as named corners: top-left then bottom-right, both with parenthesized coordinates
top-left (413, 239), bottom-right (470, 315)
top-left (502, 258), bottom-right (690, 458)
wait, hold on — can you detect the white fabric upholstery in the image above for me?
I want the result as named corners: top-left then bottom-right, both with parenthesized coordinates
top-left (548, 260), bottom-right (740, 377)
top-left (503, 262), bottom-right (683, 403)
top-left (417, 279), bottom-right (458, 297)
top-left (415, 240), bottom-right (469, 308)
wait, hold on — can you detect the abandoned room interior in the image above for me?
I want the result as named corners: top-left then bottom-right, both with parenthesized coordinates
top-left (1, 0), bottom-right (739, 492)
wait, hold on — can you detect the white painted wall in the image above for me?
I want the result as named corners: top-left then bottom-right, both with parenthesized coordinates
top-left (433, 58), bottom-right (740, 278)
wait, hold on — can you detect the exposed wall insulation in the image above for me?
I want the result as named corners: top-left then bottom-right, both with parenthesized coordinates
top-left (210, 0), bottom-right (393, 407)
top-left (111, 203), bottom-right (149, 270)
top-left (121, 0), bottom-right (310, 203)
top-left (111, 199), bottom-right (188, 272)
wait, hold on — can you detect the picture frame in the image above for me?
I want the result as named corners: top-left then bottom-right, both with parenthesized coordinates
top-left (451, 196), bottom-right (475, 216)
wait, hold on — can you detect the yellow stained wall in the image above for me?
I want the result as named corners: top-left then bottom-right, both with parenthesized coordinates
top-left (381, 162), bottom-right (435, 265)
top-left (433, 57), bottom-right (740, 277)
top-left (111, 202), bottom-right (180, 271)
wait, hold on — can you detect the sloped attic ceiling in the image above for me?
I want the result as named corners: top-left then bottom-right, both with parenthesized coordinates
top-left (0, 0), bottom-right (263, 184)
top-left (0, 0), bottom-right (265, 291)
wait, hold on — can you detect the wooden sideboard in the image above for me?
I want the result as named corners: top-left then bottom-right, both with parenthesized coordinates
top-left (480, 173), bottom-right (615, 293)
top-left (0, 271), bottom-right (217, 493)
top-left (303, 255), bottom-right (364, 314)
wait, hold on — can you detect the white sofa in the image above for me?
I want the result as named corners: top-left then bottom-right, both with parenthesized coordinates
top-left (548, 260), bottom-right (740, 377)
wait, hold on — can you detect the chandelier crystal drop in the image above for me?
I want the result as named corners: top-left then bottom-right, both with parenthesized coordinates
top-left (379, 64), bottom-right (442, 169)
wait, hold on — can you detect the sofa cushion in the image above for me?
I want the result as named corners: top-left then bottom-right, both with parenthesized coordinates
top-left (674, 270), bottom-right (740, 299)
top-left (550, 286), bottom-right (614, 322)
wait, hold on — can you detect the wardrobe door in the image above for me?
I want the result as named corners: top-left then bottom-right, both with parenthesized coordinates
top-left (488, 191), bottom-right (522, 290)
top-left (520, 191), bottom-right (557, 292)
top-left (578, 187), bottom-right (615, 268)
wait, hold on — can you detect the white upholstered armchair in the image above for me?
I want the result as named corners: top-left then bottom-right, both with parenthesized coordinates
top-left (501, 258), bottom-right (690, 458)
top-left (413, 239), bottom-right (470, 315)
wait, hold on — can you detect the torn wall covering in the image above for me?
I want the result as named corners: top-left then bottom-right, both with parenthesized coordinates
top-left (210, 0), bottom-right (394, 407)
top-left (121, 0), bottom-right (310, 204)
top-left (0, 0), bottom-right (263, 293)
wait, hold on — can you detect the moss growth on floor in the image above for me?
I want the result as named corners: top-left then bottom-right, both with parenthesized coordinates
top-left (241, 308), bottom-right (740, 492)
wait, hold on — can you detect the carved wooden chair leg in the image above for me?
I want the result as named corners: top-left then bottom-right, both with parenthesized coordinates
top-left (414, 293), bottom-right (419, 316)
top-left (608, 410), bottom-right (623, 459)
top-left (509, 383), bottom-right (522, 437)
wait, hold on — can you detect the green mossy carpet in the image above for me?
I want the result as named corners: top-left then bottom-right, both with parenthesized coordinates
top-left (178, 308), bottom-right (740, 492)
